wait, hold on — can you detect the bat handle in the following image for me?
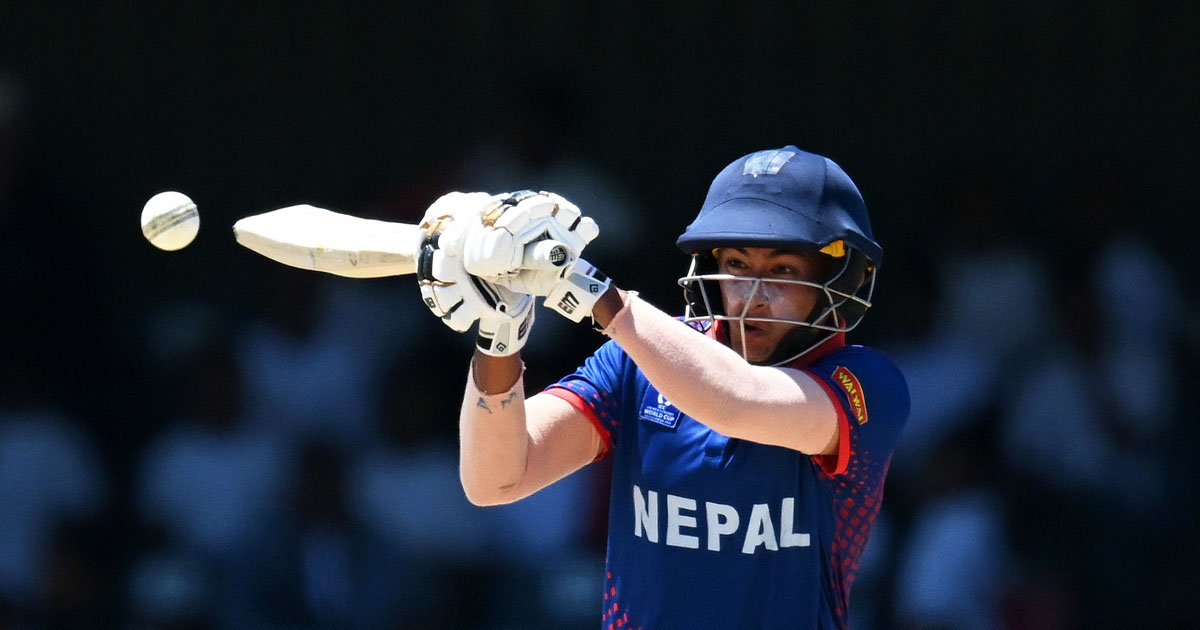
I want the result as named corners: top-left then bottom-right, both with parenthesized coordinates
top-left (523, 239), bottom-right (573, 271)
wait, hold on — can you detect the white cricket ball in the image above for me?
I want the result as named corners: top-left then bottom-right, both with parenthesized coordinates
top-left (141, 191), bottom-right (200, 251)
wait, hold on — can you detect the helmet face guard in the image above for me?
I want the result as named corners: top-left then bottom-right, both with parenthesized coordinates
top-left (678, 249), bottom-right (876, 366)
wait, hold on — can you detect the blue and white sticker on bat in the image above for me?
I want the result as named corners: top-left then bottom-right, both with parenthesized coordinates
top-left (639, 385), bottom-right (682, 428)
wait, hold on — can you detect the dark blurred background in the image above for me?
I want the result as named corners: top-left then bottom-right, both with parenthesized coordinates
top-left (1, 3), bottom-right (1197, 629)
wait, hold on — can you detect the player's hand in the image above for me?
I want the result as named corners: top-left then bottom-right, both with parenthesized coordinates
top-left (417, 194), bottom-right (536, 355)
top-left (463, 190), bottom-right (600, 296)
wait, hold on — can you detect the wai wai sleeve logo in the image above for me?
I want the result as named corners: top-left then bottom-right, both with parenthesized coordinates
top-left (833, 366), bottom-right (868, 425)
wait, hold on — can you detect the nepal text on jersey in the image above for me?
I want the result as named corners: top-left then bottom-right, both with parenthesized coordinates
top-left (632, 485), bottom-right (812, 554)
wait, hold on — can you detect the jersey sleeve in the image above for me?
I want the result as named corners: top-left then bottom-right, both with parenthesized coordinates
top-left (543, 338), bottom-right (630, 455)
top-left (805, 346), bottom-right (909, 478)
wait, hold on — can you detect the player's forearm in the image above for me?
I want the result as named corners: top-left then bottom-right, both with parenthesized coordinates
top-left (458, 353), bottom-right (531, 505)
top-left (599, 291), bottom-right (837, 452)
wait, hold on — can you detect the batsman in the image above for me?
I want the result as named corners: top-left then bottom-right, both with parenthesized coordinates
top-left (418, 146), bottom-right (910, 629)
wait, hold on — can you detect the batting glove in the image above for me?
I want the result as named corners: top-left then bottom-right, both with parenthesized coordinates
top-left (462, 190), bottom-right (600, 297)
top-left (544, 258), bottom-right (613, 323)
top-left (476, 297), bottom-right (536, 357)
top-left (417, 195), bottom-right (537, 356)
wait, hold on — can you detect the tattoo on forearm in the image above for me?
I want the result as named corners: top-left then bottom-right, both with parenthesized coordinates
top-left (476, 391), bottom-right (518, 415)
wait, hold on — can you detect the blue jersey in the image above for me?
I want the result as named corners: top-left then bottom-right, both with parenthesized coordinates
top-left (546, 328), bottom-right (908, 630)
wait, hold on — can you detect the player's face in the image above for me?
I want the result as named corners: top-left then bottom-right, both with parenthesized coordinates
top-left (716, 247), bottom-right (824, 363)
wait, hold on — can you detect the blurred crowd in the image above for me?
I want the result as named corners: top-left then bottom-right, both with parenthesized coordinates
top-left (2, 69), bottom-right (1198, 630)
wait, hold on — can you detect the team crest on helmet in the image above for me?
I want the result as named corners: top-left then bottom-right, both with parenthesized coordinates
top-left (742, 149), bottom-right (796, 176)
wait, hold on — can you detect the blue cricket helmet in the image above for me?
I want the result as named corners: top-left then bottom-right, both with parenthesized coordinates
top-left (676, 146), bottom-right (881, 264)
top-left (676, 146), bottom-right (881, 365)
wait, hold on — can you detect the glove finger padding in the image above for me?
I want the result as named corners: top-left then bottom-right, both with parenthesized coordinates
top-left (461, 223), bottom-right (522, 278)
top-left (464, 191), bottom-right (601, 297)
top-left (521, 192), bottom-right (598, 261)
top-left (422, 191), bottom-right (499, 232)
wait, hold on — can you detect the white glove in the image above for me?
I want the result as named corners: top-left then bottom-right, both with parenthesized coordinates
top-left (544, 258), bottom-right (613, 323)
top-left (417, 193), bottom-right (537, 356)
top-left (462, 190), bottom-right (600, 297)
top-left (476, 298), bottom-right (536, 357)
top-left (416, 191), bottom-right (500, 332)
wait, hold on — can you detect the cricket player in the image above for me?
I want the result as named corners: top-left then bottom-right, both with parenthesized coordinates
top-left (417, 146), bottom-right (909, 629)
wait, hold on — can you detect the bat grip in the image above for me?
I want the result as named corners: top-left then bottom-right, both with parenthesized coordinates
top-left (522, 239), bottom-right (572, 271)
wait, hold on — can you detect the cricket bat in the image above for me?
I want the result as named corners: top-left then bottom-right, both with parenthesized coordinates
top-left (233, 204), bottom-right (569, 278)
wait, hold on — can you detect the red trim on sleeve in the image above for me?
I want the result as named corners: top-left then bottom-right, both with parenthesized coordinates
top-left (544, 386), bottom-right (613, 461)
top-left (804, 369), bottom-right (851, 476)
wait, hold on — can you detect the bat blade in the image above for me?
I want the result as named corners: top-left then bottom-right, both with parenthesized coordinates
top-left (233, 205), bottom-right (422, 278)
